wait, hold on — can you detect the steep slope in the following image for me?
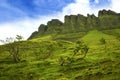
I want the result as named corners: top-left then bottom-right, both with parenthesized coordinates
top-left (0, 9), bottom-right (120, 80)
top-left (0, 29), bottom-right (120, 80)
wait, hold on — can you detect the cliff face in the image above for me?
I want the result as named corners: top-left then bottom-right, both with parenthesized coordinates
top-left (28, 10), bottom-right (120, 39)
top-left (46, 19), bottom-right (63, 34)
top-left (98, 10), bottom-right (120, 30)
top-left (64, 14), bottom-right (87, 32)
top-left (98, 9), bottom-right (118, 16)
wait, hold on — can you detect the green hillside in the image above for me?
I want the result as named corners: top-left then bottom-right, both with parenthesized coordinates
top-left (0, 10), bottom-right (120, 80)
top-left (0, 29), bottom-right (120, 80)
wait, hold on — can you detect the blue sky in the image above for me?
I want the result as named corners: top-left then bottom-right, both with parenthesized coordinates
top-left (90, 0), bottom-right (111, 7)
top-left (0, 0), bottom-right (75, 23)
top-left (0, 0), bottom-right (120, 42)
top-left (0, 0), bottom-right (113, 23)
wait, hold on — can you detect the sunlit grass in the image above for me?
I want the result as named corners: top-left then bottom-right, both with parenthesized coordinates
top-left (0, 29), bottom-right (120, 80)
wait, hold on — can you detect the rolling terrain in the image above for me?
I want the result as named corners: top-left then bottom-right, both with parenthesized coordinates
top-left (0, 10), bottom-right (120, 80)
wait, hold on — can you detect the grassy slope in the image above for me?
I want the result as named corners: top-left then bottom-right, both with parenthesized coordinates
top-left (0, 29), bottom-right (120, 80)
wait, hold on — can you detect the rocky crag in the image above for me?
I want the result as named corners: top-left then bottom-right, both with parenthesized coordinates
top-left (28, 9), bottom-right (120, 39)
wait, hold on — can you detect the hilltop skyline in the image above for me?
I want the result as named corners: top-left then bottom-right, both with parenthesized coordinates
top-left (0, 0), bottom-right (120, 41)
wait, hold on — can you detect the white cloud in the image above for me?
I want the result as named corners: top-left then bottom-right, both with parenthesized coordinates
top-left (95, 0), bottom-right (99, 4)
top-left (0, 13), bottom-right (64, 41)
top-left (61, 0), bottom-right (120, 16)
top-left (0, 0), bottom-right (120, 45)
top-left (62, 0), bottom-right (116, 16)
top-left (111, 0), bottom-right (120, 12)
top-left (62, 0), bottom-right (91, 16)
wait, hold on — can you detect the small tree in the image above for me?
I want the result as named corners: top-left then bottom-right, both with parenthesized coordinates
top-left (116, 34), bottom-right (120, 41)
top-left (73, 41), bottom-right (82, 56)
top-left (81, 45), bottom-right (89, 58)
top-left (16, 35), bottom-right (23, 41)
top-left (99, 38), bottom-right (107, 52)
top-left (58, 56), bottom-right (65, 66)
top-left (73, 40), bottom-right (89, 58)
top-left (0, 35), bottom-right (23, 62)
top-left (99, 38), bottom-right (106, 44)
top-left (34, 43), bottom-right (54, 60)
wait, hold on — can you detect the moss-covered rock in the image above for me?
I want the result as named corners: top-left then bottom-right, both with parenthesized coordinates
top-left (28, 9), bottom-right (120, 39)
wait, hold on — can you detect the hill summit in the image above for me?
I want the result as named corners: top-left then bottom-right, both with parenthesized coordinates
top-left (28, 9), bottom-right (120, 39)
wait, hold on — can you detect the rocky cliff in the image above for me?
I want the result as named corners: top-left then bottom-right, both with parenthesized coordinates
top-left (28, 9), bottom-right (120, 39)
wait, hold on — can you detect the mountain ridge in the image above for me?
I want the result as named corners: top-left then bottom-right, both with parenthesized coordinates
top-left (28, 9), bottom-right (120, 39)
top-left (0, 9), bottom-right (120, 80)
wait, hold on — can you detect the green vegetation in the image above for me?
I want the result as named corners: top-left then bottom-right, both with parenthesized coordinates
top-left (73, 40), bottom-right (89, 58)
top-left (0, 10), bottom-right (120, 80)
top-left (28, 10), bottom-right (120, 39)
top-left (0, 35), bottom-right (23, 63)
top-left (0, 29), bottom-right (120, 80)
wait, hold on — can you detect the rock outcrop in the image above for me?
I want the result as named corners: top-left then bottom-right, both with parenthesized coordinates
top-left (28, 10), bottom-right (120, 39)
top-left (98, 9), bottom-right (117, 16)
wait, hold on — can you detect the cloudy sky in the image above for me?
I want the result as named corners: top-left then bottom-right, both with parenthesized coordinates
top-left (0, 0), bottom-right (120, 41)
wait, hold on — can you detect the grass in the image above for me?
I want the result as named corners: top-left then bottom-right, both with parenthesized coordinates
top-left (0, 29), bottom-right (120, 80)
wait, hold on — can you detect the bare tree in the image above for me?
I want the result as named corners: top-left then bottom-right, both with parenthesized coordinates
top-left (0, 35), bottom-right (23, 62)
